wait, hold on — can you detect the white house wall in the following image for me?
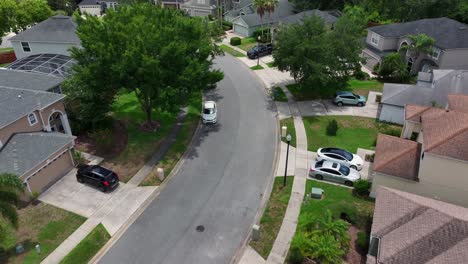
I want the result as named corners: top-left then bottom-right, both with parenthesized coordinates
top-left (79, 5), bottom-right (101, 16)
top-left (379, 104), bottom-right (404, 125)
top-left (11, 41), bottom-right (78, 59)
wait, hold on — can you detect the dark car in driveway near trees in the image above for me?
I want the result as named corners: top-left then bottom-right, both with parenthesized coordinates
top-left (77, 165), bottom-right (119, 192)
top-left (247, 44), bottom-right (273, 59)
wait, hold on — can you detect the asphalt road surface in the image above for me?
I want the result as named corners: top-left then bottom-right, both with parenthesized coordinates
top-left (99, 55), bottom-right (277, 264)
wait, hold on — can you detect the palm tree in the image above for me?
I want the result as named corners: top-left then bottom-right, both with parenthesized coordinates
top-left (400, 33), bottom-right (435, 71)
top-left (0, 173), bottom-right (24, 228)
top-left (253, 0), bottom-right (267, 38)
top-left (264, 0), bottom-right (278, 42)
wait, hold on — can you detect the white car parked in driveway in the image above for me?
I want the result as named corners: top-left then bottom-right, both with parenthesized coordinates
top-left (316, 147), bottom-right (363, 170)
top-left (309, 160), bottom-right (360, 186)
top-left (202, 101), bottom-right (217, 124)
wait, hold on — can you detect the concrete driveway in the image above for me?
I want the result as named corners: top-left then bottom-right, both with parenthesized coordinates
top-left (39, 168), bottom-right (156, 235)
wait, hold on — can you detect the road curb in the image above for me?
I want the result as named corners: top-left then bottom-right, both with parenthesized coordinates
top-left (89, 118), bottom-right (203, 264)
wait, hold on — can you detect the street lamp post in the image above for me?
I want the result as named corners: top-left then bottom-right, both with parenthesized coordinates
top-left (284, 134), bottom-right (291, 187)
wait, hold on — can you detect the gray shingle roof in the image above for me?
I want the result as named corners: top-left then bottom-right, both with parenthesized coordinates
top-left (10, 15), bottom-right (79, 44)
top-left (369, 17), bottom-right (468, 50)
top-left (371, 187), bottom-right (468, 264)
top-left (0, 132), bottom-right (74, 177)
top-left (381, 70), bottom-right (468, 107)
top-left (78, 0), bottom-right (119, 5)
top-left (279, 10), bottom-right (338, 25)
top-left (0, 87), bottom-right (65, 129)
top-left (0, 69), bottom-right (64, 92)
top-left (235, 0), bottom-right (294, 26)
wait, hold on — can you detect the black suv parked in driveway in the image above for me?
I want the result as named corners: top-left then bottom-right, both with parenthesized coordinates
top-left (247, 44), bottom-right (273, 59)
top-left (76, 165), bottom-right (119, 192)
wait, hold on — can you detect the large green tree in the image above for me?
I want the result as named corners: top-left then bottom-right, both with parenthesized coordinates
top-left (0, 173), bottom-right (24, 229)
top-left (401, 33), bottom-right (436, 62)
top-left (65, 4), bottom-right (222, 130)
top-left (273, 6), bottom-right (366, 93)
top-left (0, 0), bottom-right (18, 44)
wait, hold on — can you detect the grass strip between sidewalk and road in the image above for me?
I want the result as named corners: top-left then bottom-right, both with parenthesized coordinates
top-left (250, 176), bottom-right (294, 259)
top-left (219, 44), bottom-right (246, 57)
top-left (60, 224), bottom-right (110, 264)
top-left (266, 61), bottom-right (275, 68)
top-left (140, 93), bottom-right (202, 186)
top-left (279, 118), bottom-right (296, 148)
top-left (250, 65), bottom-right (264, 70)
top-left (272, 87), bottom-right (288, 102)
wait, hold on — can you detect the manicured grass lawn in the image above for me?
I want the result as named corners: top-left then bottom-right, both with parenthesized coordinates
top-left (60, 224), bottom-right (110, 264)
top-left (238, 37), bottom-right (258, 51)
top-left (266, 61), bottom-right (275, 68)
top-left (286, 79), bottom-right (384, 101)
top-left (0, 204), bottom-right (86, 264)
top-left (219, 44), bottom-right (246, 57)
top-left (280, 118), bottom-right (296, 148)
top-left (0, 47), bottom-right (13, 53)
top-left (250, 176), bottom-right (293, 258)
top-left (97, 91), bottom-right (177, 182)
top-left (250, 65), bottom-right (264, 70)
top-left (141, 93), bottom-right (202, 186)
top-left (303, 116), bottom-right (401, 153)
top-left (0, 63), bottom-right (9, 67)
top-left (348, 79), bottom-right (383, 97)
top-left (272, 87), bottom-right (288, 102)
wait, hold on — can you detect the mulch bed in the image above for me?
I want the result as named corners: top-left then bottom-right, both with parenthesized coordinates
top-left (75, 120), bottom-right (128, 159)
top-left (346, 226), bottom-right (367, 264)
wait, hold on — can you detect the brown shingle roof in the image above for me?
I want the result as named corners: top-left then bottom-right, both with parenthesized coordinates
top-left (405, 104), bottom-right (431, 122)
top-left (371, 187), bottom-right (468, 264)
top-left (373, 134), bottom-right (421, 181)
top-left (447, 94), bottom-right (468, 113)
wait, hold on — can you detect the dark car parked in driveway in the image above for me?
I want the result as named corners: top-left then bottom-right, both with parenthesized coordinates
top-left (247, 44), bottom-right (273, 59)
top-left (76, 165), bottom-right (119, 192)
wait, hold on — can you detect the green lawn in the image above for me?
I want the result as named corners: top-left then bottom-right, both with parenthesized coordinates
top-left (250, 65), bottom-right (264, 70)
top-left (219, 44), bottom-right (246, 57)
top-left (0, 204), bottom-right (86, 264)
top-left (0, 63), bottom-right (9, 67)
top-left (60, 224), bottom-right (110, 264)
top-left (141, 93), bottom-right (202, 186)
top-left (250, 176), bottom-right (294, 258)
top-left (97, 91), bottom-right (177, 182)
top-left (303, 116), bottom-right (401, 153)
top-left (286, 79), bottom-right (384, 101)
top-left (238, 37), bottom-right (258, 51)
top-left (272, 87), bottom-right (288, 102)
top-left (0, 47), bottom-right (13, 53)
top-left (266, 61), bottom-right (275, 68)
top-left (280, 118), bottom-right (296, 148)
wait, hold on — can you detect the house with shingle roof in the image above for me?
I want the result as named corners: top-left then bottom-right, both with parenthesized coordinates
top-left (368, 187), bottom-right (468, 264)
top-left (0, 85), bottom-right (75, 197)
top-left (371, 94), bottom-right (468, 207)
top-left (379, 69), bottom-right (468, 124)
top-left (9, 15), bottom-right (80, 59)
top-left (362, 17), bottom-right (468, 74)
top-left (78, 0), bottom-right (119, 16)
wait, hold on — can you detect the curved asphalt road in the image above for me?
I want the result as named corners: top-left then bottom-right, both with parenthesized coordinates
top-left (99, 55), bottom-right (277, 264)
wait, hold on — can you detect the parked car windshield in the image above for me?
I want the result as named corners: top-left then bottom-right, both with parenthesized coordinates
top-left (204, 108), bottom-right (214, 114)
top-left (325, 148), bottom-right (353, 161)
top-left (338, 165), bottom-right (350, 176)
top-left (353, 93), bottom-right (361, 98)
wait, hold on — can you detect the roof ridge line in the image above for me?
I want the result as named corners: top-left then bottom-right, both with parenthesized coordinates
top-left (425, 125), bottom-right (468, 152)
top-left (382, 84), bottom-right (415, 103)
top-left (374, 135), bottom-right (419, 171)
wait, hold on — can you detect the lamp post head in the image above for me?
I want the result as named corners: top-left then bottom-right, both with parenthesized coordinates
top-left (286, 134), bottom-right (292, 142)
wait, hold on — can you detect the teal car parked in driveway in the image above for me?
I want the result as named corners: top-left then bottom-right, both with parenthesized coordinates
top-left (333, 91), bottom-right (367, 107)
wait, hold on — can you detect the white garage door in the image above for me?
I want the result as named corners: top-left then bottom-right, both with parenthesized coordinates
top-left (234, 24), bottom-right (250, 37)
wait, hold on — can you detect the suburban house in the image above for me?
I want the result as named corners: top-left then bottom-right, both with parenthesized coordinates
top-left (78, 0), bottom-right (120, 16)
top-left (379, 69), bottom-right (468, 124)
top-left (362, 17), bottom-right (468, 74)
top-left (180, 0), bottom-right (217, 17)
top-left (367, 187), bottom-right (468, 264)
top-left (224, 0), bottom-right (255, 22)
top-left (0, 86), bottom-right (75, 197)
top-left (0, 69), bottom-right (64, 93)
top-left (160, 0), bottom-right (184, 9)
top-left (371, 94), bottom-right (468, 207)
top-left (9, 15), bottom-right (80, 59)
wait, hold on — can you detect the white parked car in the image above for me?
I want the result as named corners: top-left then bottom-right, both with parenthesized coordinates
top-left (316, 147), bottom-right (363, 170)
top-left (202, 101), bottom-right (217, 124)
top-left (309, 160), bottom-right (360, 186)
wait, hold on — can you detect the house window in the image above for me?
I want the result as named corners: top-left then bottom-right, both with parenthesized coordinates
top-left (21, 42), bottom-right (31, 52)
top-left (28, 113), bottom-right (38, 126)
top-left (368, 236), bottom-right (380, 257)
top-left (430, 47), bottom-right (441, 60)
top-left (370, 33), bottom-right (380, 46)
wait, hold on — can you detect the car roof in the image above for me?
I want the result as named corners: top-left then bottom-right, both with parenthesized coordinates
top-left (90, 166), bottom-right (113, 177)
top-left (316, 160), bottom-right (340, 169)
top-left (204, 101), bottom-right (215, 108)
top-left (335, 91), bottom-right (353, 96)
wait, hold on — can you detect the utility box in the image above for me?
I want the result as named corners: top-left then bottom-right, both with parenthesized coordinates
top-left (281, 126), bottom-right (287, 138)
top-left (156, 168), bottom-right (165, 181)
top-left (311, 188), bottom-right (324, 199)
top-left (252, 224), bottom-right (260, 241)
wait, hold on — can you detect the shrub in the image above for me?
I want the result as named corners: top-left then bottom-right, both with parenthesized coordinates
top-left (222, 20), bottom-right (233, 29)
top-left (326, 119), bottom-right (339, 136)
top-left (357, 231), bottom-right (369, 252)
top-left (253, 27), bottom-right (271, 43)
top-left (365, 153), bottom-right (375, 162)
top-left (376, 53), bottom-right (411, 83)
top-left (353, 179), bottom-right (372, 196)
top-left (354, 69), bottom-right (370, 80)
top-left (230, 37), bottom-right (241, 46)
top-left (72, 150), bottom-right (87, 166)
top-left (89, 128), bottom-right (113, 150)
top-left (287, 246), bottom-right (304, 264)
top-left (375, 94), bottom-right (382, 103)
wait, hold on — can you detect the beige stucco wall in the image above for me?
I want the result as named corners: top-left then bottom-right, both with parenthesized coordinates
top-left (21, 146), bottom-right (73, 193)
top-left (0, 100), bottom-right (67, 144)
top-left (371, 153), bottom-right (468, 207)
top-left (401, 121), bottom-right (422, 139)
top-left (439, 49), bottom-right (468, 70)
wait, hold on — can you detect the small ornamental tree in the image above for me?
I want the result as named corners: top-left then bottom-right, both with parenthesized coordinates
top-left (326, 119), bottom-right (339, 136)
